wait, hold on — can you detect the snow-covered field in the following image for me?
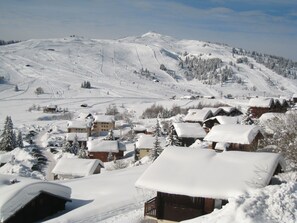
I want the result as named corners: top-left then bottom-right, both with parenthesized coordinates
top-left (0, 33), bottom-right (296, 222)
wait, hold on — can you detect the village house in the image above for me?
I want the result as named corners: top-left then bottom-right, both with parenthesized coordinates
top-left (52, 158), bottom-right (104, 180)
top-left (203, 115), bottom-right (242, 131)
top-left (67, 120), bottom-right (92, 136)
top-left (66, 132), bottom-right (89, 148)
top-left (92, 115), bottom-right (115, 136)
top-left (202, 107), bottom-right (227, 116)
top-left (135, 147), bottom-right (284, 222)
top-left (248, 97), bottom-right (288, 118)
top-left (43, 105), bottom-right (58, 113)
top-left (87, 139), bottom-right (126, 162)
top-left (0, 174), bottom-right (71, 223)
top-left (204, 124), bottom-right (263, 151)
top-left (184, 109), bottom-right (213, 125)
top-left (219, 106), bottom-right (243, 116)
top-left (134, 134), bottom-right (166, 161)
top-left (172, 122), bottom-right (206, 146)
top-left (133, 125), bottom-right (147, 135)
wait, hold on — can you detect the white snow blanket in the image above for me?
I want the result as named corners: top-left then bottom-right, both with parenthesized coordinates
top-left (0, 174), bottom-right (71, 222)
top-left (184, 109), bottom-right (213, 122)
top-left (93, 115), bottom-right (115, 123)
top-left (87, 139), bottom-right (126, 152)
top-left (52, 158), bottom-right (104, 178)
top-left (135, 134), bottom-right (166, 149)
top-left (135, 147), bottom-right (283, 200)
top-left (173, 122), bottom-right (206, 138)
top-left (182, 182), bottom-right (297, 223)
top-left (66, 132), bottom-right (88, 141)
top-left (204, 124), bottom-right (261, 144)
top-left (248, 97), bottom-right (273, 108)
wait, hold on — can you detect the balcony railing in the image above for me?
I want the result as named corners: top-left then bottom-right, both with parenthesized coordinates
top-left (144, 197), bottom-right (157, 218)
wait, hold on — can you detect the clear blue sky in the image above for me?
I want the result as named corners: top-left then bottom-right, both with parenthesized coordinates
top-left (0, 0), bottom-right (296, 60)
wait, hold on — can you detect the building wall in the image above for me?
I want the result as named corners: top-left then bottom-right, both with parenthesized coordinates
top-left (92, 122), bottom-right (115, 136)
top-left (68, 127), bottom-right (91, 136)
top-left (5, 192), bottom-right (68, 223)
top-left (89, 151), bottom-right (123, 162)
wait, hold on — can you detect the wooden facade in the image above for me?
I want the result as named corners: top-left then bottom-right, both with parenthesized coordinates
top-left (144, 192), bottom-right (227, 222)
top-left (68, 127), bottom-right (91, 136)
top-left (5, 192), bottom-right (70, 223)
top-left (89, 150), bottom-right (124, 162)
top-left (92, 121), bottom-right (115, 136)
top-left (211, 132), bottom-right (263, 152)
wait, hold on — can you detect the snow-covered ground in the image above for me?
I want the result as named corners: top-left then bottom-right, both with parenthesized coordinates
top-left (0, 33), bottom-right (296, 222)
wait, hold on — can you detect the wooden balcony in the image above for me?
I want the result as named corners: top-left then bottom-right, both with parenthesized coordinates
top-left (144, 197), bottom-right (157, 218)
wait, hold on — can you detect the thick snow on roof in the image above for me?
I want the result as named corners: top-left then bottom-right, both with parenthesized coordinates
top-left (93, 115), bottom-right (115, 123)
top-left (219, 106), bottom-right (235, 113)
top-left (52, 158), bottom-right (103, 177)
top-left (184, 109), bottom-right (212, 122)
top-left (248, 97), bottom-right (274, 108)
top-left (87, 139), bottom-right (126, 152)
top-left (0, 174), bottom-right (71, 222)
top-left (67, 120), bottom-right (90, 128)
top-left (204, 116), bottom-right (242, 125)
top-left (202, 107), bottom-right (223, 116)
top-left (135, 134), bottom-right (166, 149)
top-left (183, 182), bottom-right (297, 223)
top-left (66, 132), bottom-right (89, 141)
top-left (204, 124), bottom-right (261, 144)
top-left (173, 122), bottom-right (206, 138)
top-left (133, 125), bottom-right (147, 132)
top-left (0, 153), bottom-right (13, 164)
top-left (135, 147), bottom-right (283, 200)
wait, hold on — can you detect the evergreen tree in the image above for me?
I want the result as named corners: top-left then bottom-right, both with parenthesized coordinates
top-left (16, 130), bottom-right (23, 148)
top-left (62, 140), bottom-right (72, 153)
top-left (150, 134), bottom-right (162, 161)
top-left (105, 129), bottom-right (114, 140)
top-left (78, 148), bottom-right (89, 158)
top-left (0, 116), bottom-right (16, 151)
top-left (166, 123), bottom-right (181, 146)
top-left (154, 119), bottom-right (161, 137)
top-left (71, 135), bottom-right (80, 155)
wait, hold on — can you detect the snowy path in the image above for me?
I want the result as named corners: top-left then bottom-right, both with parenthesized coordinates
top-left (34, 128), bottom-right (56, 181)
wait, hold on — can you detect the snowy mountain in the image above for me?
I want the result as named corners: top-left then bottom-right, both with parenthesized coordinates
top-left (0, 32), bottom-right (297, 103)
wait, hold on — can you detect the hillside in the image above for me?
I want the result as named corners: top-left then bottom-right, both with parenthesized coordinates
top-left (0, 32), bottom-right (296, 101)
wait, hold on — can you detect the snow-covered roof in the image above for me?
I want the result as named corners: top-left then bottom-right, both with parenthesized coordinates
top-left (0, 153), bottom-right (13, 164)
top-left (248, 97), bottom-right (274, 108)
top-left (52, 158), bottom-right (103, 177)
top-left (204, 124), bottom-right (262, 144)
top-left (67, 120), bottom-right (91, 128)
top-left (87, 139), bottom-right (126, 152)
top-left (133, 125), bottom-right (147, 132)
top-left (135, 135), bottom-right (166, 149)
top-left (219, 106), bottom-right (236, 113)
top-left (202, 107), bottom-right (223, 116)
top-left (93, 115), bottom-right (115, 123)
top-left (173, 122), bottom-right (206, 138)
top-left (0, 174), bottom-right (71, 222)
top-left (135, 147), bottom-right (283, 200)
top-left (184, 109), bottom-right (212, 122)
top-left (66, 133), bottom-right (89, 141)
top-left (259, 112), bottom-right (284, 123)
top-left (204, 116), bottom-right (242, 125)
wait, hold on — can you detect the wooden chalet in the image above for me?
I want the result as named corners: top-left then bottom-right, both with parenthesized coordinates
top-left (52, 158), bottom-right (104, 180)
top-left (66, 133), bottom-right (89, 148)
top-left (92, 115), bottom-right (115, 136)
top-left (0, 174), bottom-right (71, 223)
top-left (43, 105), bottom-right (57, 113)
top-left (136, 147), bottom-right (284, 222)
top-left (248, 97), bottom-right (288, 118)
top-left (184, 109), bottom-right (213, 125)
top-left (202, 107), bottom-right (227, 116)
top-left (204, 124), bottom-right (263, 151)
top-left (203, 116), bottom-right (241, 130)
top-left (67, 120), bottom-right (91, 136)
top-left (134, 134), bottom-right (166, 161)
top-left (87, 139), bottom-right (126, 162)
top-left (219, 106), bottom-right (243, 116)
top-left (172, 122), bottom-right (206, 146)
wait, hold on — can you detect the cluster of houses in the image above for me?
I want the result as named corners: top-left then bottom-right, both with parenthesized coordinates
top-left (1, 96), bottom-right (291, 223)
top-left (134, 97), bottom-right (290, 222)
